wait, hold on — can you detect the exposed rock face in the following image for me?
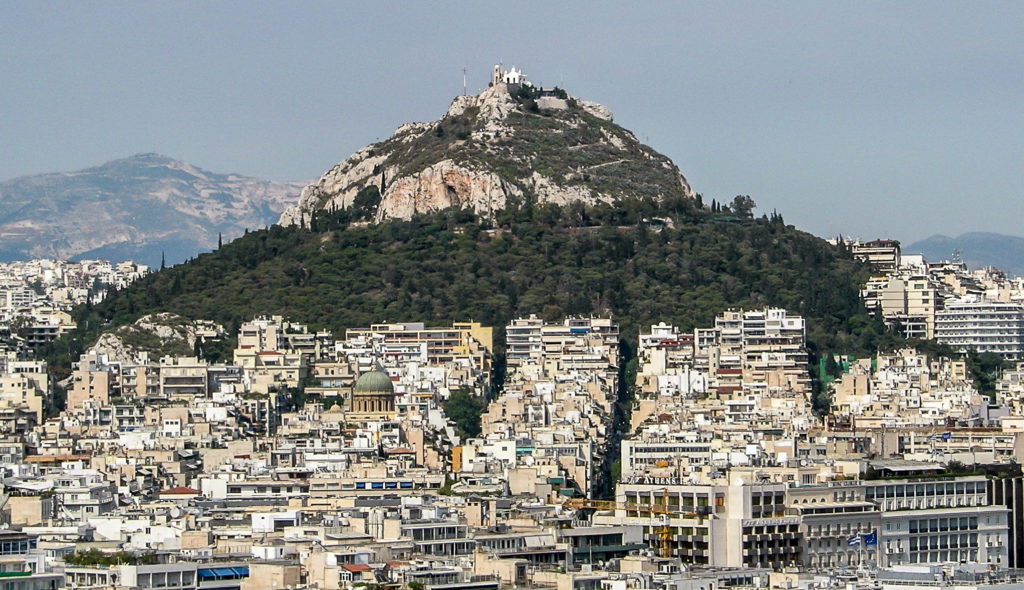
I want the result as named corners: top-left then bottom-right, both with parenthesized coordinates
top-left (376, 160), bottom-right (516, 220)
top-left (579, 100), bottom-right (613, 121)
top-left (0, 154), bottom-right (304, 266)
top-left (278, 147), bottom-right (388, 226)
top-left (89, 313), bottom-right (208, 363)
top-left (280, 81), bottom-right (695, 227)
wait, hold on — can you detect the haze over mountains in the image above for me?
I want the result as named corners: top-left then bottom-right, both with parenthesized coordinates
top-left (906, 233), bottom-right (1024, 277)
top-left (0, 154), bottom-right (304, 268)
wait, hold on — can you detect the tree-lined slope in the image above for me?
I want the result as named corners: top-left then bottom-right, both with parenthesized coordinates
top-left (59, 81), bottom-right (887, 386)
top-left (83, 199), bottom-right (874, 358)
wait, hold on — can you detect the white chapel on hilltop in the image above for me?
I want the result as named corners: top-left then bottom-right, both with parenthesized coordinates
top-left (492, 64), bottom-right (530, 86)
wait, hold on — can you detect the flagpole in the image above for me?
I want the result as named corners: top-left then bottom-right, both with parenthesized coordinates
top-left (863, 529), bottom-right (877, 568)
top-left (857, 535), bottom-right (864, 575)
top-left (859, 531), bottom-right (863, 567)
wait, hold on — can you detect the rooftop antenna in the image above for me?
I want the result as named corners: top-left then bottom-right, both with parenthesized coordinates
top-left (462, 67), bottom-right (467, 96)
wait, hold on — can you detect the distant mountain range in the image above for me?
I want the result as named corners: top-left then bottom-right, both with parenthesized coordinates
top-left (0, 154), bottom-right (305, 267)
top-left (905, 232), bottom-right (1024, 276)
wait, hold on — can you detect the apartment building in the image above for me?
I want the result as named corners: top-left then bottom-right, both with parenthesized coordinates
top-left (876, 275), bottom-right (939, 339)
top-left (693, 308), bottom-right (808, 395)
top-left (865, 476), bottom-right (1008, 567)
top-left (159, 356), bottom-right (210, 399)
top-left (611, 474), bottom-right (800, 569)
top-left (936, 300), bottom-right (1024, 359)
top-left (853, 239), bottom-right (901, 272)
top-left (346, 321), bottom-right (493, 377)
top-left (506, 316), bottom-right (618, 371)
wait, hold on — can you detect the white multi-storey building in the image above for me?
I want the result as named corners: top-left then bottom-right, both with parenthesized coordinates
top-left (865, 476), bottom-right (1009, 567)
top-left (935, 300), bottom-right (1024, 359)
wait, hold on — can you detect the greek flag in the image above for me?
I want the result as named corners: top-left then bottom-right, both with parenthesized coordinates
top-left (848, 534), bottom-right (861, 547)
top-left (863, 530), bottom-right (878, 546)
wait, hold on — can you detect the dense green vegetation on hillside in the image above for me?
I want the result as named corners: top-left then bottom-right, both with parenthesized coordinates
top-left (59, 196), bottom-right (884, 386)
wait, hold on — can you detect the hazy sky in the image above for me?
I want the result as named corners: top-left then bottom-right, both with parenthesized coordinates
top-left (3, 2), bottom-right (1023, 243)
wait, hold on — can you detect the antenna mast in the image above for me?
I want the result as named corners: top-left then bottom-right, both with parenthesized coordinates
top-left (462, 66), bottom-right (467, 96)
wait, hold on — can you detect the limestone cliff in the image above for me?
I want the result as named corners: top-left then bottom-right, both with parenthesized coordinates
top-left (88, 313), bottom-right (220, 364)
top-left (279, 80), bottom-right (695, 226)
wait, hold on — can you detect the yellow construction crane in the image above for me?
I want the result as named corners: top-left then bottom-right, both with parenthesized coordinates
top-left (565, 494), bottom-right (703, 558)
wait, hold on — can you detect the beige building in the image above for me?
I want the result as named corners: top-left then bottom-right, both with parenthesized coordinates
top-left (609, 472), bottom-right (800, 569)
top-left (240, 562), bottom-right (301, 590)
top-left (233, 348), bottom-right (306, 390)
top-left (0, 374), bottom-right (45, 424)
top-left (69, 353), bottom-right (113, 412)
top-left (121, 359), bottom-right (160, 400)
top-left (346, 321), bottom-right (493, 377)
top-left (852, 239), bottom-right (901, 272)
top-left (877, 275), bottom-right (938, 339)
top-left (4, 495), bottom-right (53, 526)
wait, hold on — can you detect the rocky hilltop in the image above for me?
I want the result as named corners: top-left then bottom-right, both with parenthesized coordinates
top-left (88, 313), bottom-right (214, 364)
top-left (280, 71), bottom-right (694, 225)
top-left (0, 154), bottom-right (305, 267)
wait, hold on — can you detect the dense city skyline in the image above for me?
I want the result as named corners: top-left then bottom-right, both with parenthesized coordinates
top-left (5, 4), bottom-right (1024, 584)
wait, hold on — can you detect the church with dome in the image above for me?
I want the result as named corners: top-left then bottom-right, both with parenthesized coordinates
top-left (347, 368), bottom-right (397, 422)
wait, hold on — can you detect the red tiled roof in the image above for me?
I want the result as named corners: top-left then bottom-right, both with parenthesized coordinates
top-left (162, 486), bottom-right (200, 495)
top-left (342, 564), bottom-right (372, 573)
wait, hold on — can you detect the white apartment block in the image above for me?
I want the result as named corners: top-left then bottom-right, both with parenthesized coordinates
top-left (936, 300), bottom-right (1024, 359)
top-left (698, 308), bottom-right (808, 394)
